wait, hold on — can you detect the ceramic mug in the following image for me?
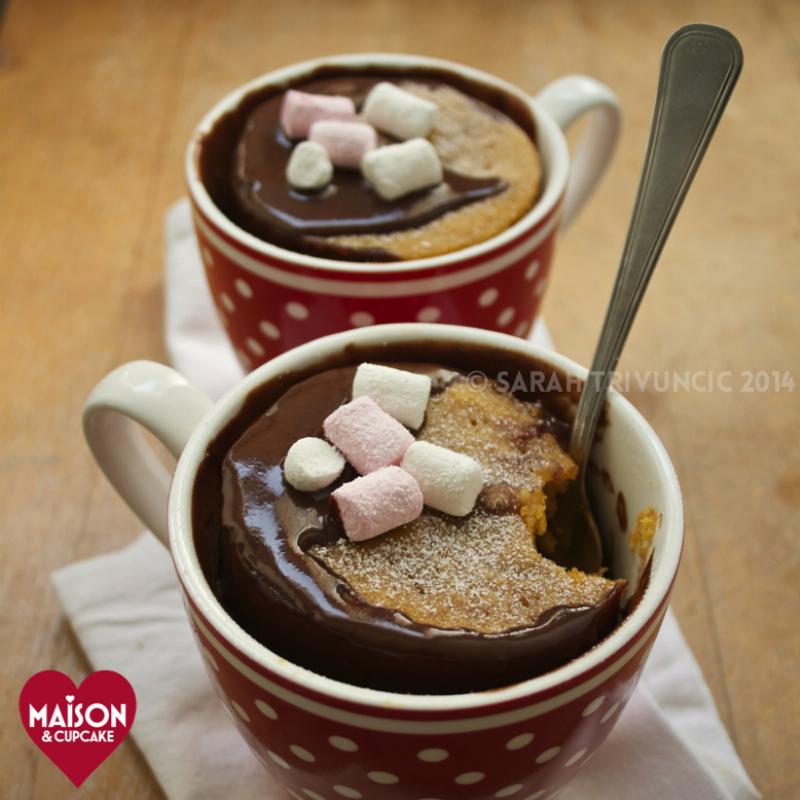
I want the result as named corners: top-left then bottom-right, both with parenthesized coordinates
top-left (83, 323), bottom-right (682, 800)
top-left (186, 55), bottom-right (621, 371)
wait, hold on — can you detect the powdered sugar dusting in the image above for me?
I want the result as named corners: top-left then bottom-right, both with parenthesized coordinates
top-left (313, 509), bottom-right (612, 633)
top-left (311, 377), bottom-right (615, 633)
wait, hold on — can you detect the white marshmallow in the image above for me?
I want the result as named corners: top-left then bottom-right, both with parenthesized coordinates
top-left (361, 138), bottom-right (443, 201)
top-left (352, 363), bottom-right (432, 430)
top-left (286, 141), bottom-right (333, 191)
top-left (284, 437), bottom-right (345, 492)
top-left (363, 82), bottom-right (438, 140)
top-left (401, 441), bottom-right (483, 517)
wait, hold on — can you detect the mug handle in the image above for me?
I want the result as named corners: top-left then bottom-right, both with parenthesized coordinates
top-left (82, 361), bottom-right (214, 546)
top-left (536, 75), bottom-right (621, 230)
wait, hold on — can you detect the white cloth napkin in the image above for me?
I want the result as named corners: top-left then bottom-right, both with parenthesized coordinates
top-left (52, 199), bottom-right (761, 800)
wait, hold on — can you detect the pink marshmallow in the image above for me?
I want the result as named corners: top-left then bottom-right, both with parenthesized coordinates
top-left (323, 395), bottom-right (414, 475)
top-left (309, 120), bottom-right (377, 168)
top-left (280, 90), bottom-right (356, 139)
top-left (332, 466), bottom-right (423, 542)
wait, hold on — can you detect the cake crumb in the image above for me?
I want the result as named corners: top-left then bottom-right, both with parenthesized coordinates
top-left (629, 507), bottom-right (658, 559)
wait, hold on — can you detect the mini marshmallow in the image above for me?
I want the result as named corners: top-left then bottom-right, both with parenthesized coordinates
top-left (332, 466), bottom-right (423, 542)
top-left (309, 120), bottom-right (377, 168)
top-left (361, 138), bottom-right (443, 201)
top-left (279, 90), bottom-right (356, 139)
top-left (362, 81), bottom-right (438, 140)
top-left (401, 441), bottom-right (483, 517)
top-left (352, 363), bottom-right (432, 430)
top-left (323, 395), bottom-right (414, 475)
top-left (283, 437), bottom-right (345, 492)
top-left (286, 141), bottom-right (333, 191)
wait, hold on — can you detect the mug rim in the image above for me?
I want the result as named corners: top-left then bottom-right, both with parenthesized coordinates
top-left (184, 52), bottom-right (569, 276)
top-left (168, 323), bottom-right (684, 712)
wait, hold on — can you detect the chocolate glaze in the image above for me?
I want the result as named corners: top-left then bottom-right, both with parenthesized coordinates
top-left (624, 555), bottom-right (653, 616)
top-left (617, 491), bottom-right (628, 532)
top-left (193, 341), bottom-right (626, 694)
top-left (237, 77), bottom-right (504, 236)
top-left (198, 66), bottom-right (538, 262)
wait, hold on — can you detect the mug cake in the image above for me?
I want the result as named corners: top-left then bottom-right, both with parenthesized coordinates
top-left (195, 345), bottom-right (629, 694)
top-left (199, 68), bottom-right (542, 261)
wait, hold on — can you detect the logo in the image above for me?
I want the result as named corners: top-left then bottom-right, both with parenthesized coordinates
top-left (19, 670), bottom-right (136, 787)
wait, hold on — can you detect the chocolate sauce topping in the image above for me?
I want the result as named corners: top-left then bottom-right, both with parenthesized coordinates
top-left (198, 67), bottom-right (538, 261)
top-left (236, 76), bottom-right (505, 240)
top-left (192, 342), bottom-right (626, 694)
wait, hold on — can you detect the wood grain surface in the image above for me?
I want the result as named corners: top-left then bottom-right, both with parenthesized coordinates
top-left (1, 1), bottom-right (797, 797)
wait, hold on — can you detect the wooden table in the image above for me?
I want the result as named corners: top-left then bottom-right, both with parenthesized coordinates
top-left (1, 1), bottom-right (797, 797)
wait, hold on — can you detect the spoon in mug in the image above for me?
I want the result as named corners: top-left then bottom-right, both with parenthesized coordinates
top-left (547, 24), bottom-right (743, 573)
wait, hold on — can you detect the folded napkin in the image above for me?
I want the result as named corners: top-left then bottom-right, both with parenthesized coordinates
top-left (52, 199), bottom-right (761, 799)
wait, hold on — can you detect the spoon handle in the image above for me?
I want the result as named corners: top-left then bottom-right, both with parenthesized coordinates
top-left (570, 24), bottom-right (743, 465)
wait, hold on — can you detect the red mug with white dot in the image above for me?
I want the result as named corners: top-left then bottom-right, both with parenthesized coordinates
top-left (84, 323), bottom-right (683, 800)
top-left (185, 55), bottom-right (621, 370)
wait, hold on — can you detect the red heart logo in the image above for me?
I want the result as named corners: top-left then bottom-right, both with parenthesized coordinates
top-left (19, 670), bottom-right (136, 787)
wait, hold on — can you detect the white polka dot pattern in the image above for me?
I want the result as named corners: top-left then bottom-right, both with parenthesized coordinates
top-left (245, 337), bottom-right (265, 357)
top-left (417, 747), bottom-right (449, 763)
top-left (505, 732), bottom-right (534, 751)
top-left (535, 746), bottom-right (561, 764)
top-left (286, 301), bottom-right (309, 320)
top-left (601, 701), bottom-right (621, 723)
top-left (455, 772), bottom-right (485, 785)
top-left (302, 790), bottom-right (325, 800)
top-left (350, 311), bottom-right (375, 327)
top-left (231, 701), bottom-right (249, 722)
top-left (495, 784), bottom-right (523, 797)
top-left (497, 306), bottom-right (515, 327)
top-left (367, 771), bottom-right (399, 784)
top-left (582, 695), bottom-right (605, 716)
top-left (328, 736), bottom-right (358, 752)
top-left (565, 747), bottom-right (587, 767)
top-left (332, 786), bottom-right (361, 799)
top-left (416, 306), bottom-right (442, 322)
top-left (220, 292), bottom-right (235, 313)
top-left (535, 278), bottom-right (548, 297)
top-left (254, 699), bottom-right (277, 720)
top-left (479, 287), bottom-right (499, 307)
top-left (201, 246), bottom-right (214, 268)
top-left (525, 259), bottom-right (540, 281)
top-left (235, 278), bottom-right (253, 298)
top-left (514, 320), bottom-right (529, 337)
top-left (266, 750), bottom-right (290, 770)
top-left (259, 319), bottom-right (280, 340)
top-left (290, 744), bottom-right (316, 763)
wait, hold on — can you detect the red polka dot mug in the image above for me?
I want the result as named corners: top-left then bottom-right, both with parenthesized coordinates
top-left (185, 55), bottom-right (621, 371)
top-left (83, 323), bottom-right (683, 800)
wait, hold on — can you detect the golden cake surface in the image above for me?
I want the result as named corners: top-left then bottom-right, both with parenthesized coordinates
top-left (312, 378), bottom-right (621, 633)
top-left (318, 83), bottom-right (542, 260)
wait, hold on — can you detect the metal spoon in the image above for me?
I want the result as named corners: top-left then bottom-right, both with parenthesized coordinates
top-left (547, 24), bottom-right (743, 573)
